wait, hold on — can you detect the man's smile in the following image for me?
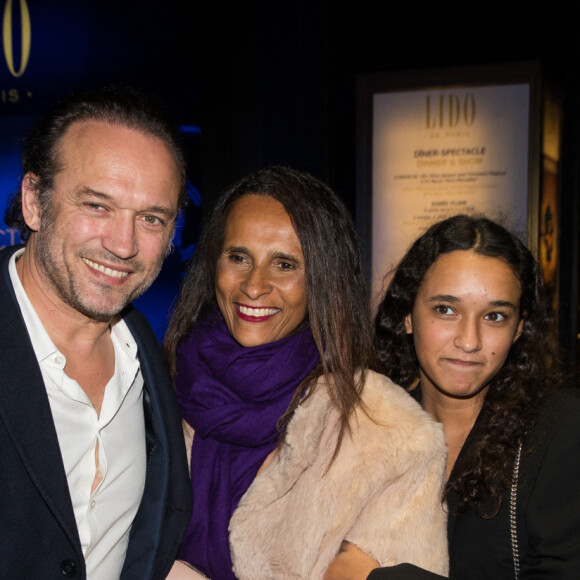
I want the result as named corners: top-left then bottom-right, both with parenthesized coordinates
top-left (82, 257), bottom-right (130, 279)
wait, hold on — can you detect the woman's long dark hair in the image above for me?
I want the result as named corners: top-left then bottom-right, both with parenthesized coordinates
top-left (165, 166), bottom-right (375, 459)
top-left (374, 214), bottom-right (560, 516)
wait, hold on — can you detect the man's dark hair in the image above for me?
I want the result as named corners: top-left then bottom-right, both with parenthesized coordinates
top-left (5, 86), bottom-right (187, 240)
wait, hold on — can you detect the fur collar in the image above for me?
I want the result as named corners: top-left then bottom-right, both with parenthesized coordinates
top-left (230, 370), bottom-right (449, 579)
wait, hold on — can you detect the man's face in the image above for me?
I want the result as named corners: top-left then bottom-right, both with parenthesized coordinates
top-left (23, 120), bottom-right (181, 321)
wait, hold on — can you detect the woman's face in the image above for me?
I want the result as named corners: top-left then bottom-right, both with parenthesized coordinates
top-left (405, 250), bottom-right (524, 402)
top-left (215, 194), bottom-right (308, 347)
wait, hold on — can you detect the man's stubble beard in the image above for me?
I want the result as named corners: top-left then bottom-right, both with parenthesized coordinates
top-left (34, 204), bottom-right (165, 322)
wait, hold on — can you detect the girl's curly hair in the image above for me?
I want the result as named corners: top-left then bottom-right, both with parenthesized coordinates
top-left (374, 214), bottom-right (561, 517)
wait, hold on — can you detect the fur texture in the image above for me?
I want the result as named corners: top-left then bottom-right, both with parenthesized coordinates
top-left (229, 371), bottom-right (448, 579)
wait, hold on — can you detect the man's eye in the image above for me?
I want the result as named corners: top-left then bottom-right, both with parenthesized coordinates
top-left (84, 203), bottom-right (105, 211)
top-left (143, 215), bottom-right (163, 225)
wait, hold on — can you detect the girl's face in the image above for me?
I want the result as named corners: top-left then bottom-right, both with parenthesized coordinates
top-left (405, 250), bottom-right (524, 403)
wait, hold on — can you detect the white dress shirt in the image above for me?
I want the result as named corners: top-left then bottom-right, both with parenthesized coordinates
top-left (10, 249), bottom-right (147, 579)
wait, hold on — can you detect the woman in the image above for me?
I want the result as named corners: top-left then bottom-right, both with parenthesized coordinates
top-left (165, 167), bottom-right (448, 579)
top-left (326, 214), bottom-right (580, 580)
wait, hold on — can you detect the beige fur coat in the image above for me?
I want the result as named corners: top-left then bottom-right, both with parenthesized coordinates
top-left (229, 370), bottom-right (449, 579)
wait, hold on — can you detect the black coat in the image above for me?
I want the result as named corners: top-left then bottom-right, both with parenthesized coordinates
top-left (0, 246), bottom-right (192, 579)
top-left (368, 387), bottom-right (580, 580)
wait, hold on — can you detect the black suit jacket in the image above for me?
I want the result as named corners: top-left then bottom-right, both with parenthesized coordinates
top-left (0, 246), bottom-right (192, 579)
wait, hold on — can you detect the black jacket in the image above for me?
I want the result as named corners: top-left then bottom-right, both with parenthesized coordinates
top-left (369, 387), bottom-right (580, 579)
top-left (0, 245), bottom-right (192, 579)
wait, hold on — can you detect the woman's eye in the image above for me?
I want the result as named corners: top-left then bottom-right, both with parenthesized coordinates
top-left (434, 305), bottom-right (453, 315)
top-left (228, 254), bottom-right (246, 264)
top-left (278, 261), bottom-right (295, 270)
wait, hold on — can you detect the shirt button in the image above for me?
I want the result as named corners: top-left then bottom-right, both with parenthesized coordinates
top-left (55, 355), bottom-right (64, 365)
top-left (90, 499), bottom-right (96, 509)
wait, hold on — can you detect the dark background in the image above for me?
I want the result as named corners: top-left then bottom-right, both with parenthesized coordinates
top-left (1, 0), bottom-right (578, 369)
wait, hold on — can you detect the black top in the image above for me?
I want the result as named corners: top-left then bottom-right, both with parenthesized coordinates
top-left (368, 386), bottom-right (580, 579)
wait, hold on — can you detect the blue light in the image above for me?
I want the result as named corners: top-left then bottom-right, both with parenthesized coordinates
top-left (179, 125), bottom-right (201, 134)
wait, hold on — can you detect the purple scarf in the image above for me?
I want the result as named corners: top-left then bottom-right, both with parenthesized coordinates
top-left (175, 311), bottom-right (320, 579)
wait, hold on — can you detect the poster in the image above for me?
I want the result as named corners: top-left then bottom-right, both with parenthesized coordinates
top-left (371, 84), bottom-right (530, 294)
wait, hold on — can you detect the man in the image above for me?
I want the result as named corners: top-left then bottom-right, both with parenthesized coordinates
top-left (0, 88), bottom-right (192, 579)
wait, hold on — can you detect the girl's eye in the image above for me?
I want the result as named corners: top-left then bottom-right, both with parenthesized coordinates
top-left (434, 305), bottom-right (453, 315)
top-left (485, 311), bottom-right (507, 322)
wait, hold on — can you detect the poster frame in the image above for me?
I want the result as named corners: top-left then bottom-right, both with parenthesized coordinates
top-left (356, 62), bottom-right (542, 288)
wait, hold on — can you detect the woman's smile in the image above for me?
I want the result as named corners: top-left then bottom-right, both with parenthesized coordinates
top-left (235, 303), bottom-right (281, 321)
top-left (215, 195), bottom-right (308, 347)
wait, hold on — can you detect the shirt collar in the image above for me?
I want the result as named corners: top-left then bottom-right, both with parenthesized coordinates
top-left (9, 248), bottom-right (58, 363)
